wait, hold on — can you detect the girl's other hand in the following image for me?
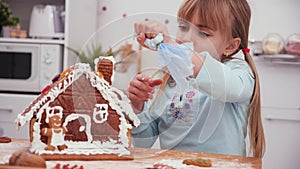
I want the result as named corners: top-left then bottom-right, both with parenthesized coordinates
top-left (128, 74), bottom-right (163, 113)
top-left (134, 20), bottom-right (172, 47)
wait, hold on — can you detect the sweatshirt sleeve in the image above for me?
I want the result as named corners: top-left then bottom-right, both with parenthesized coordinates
top-left (194, 52), bottom-right (255, 103)
top-left (131, 101), bottom-right (159, 148)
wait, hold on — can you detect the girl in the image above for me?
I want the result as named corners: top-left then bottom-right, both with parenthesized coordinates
top-left (128, 0), bottom-right (265, 158)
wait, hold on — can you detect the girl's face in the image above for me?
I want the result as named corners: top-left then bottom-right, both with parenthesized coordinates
top-left (175, 17), bottom-right (228, 61)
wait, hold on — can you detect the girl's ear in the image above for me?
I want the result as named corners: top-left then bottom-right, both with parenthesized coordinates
top-left (224, 37), bottom-right (241, 56)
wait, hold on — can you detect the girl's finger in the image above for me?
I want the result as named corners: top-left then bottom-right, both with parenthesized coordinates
top-left (134, 22), bottom-right (144, 34)
top-left (136, 74), bottom-right (150, 81)
top-left (128, 83), bottom-right (151, 100)
top-left (137, 33), bottom-right (146, 44)
top-left (149, 78), bottom-right (163, 87)
top-left (145, 32), bottom-right (157, 39)
top-left (127, 91), bottom-right (148, 102)
top-left (130, 79), bottom-right (153, 94)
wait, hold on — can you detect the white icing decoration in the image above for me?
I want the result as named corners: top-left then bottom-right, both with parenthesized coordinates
top-left (79, 126), bottom-right (85, 132)
top-left (51, 128), bottom-right (65, 146)
top-left (93, 104), bottom-right (108, 124)
top-left (17, 62), bottom-right (140, 155)
top-left (63, 114), bottom-right (92, 143)
top-left (45, 106), bottom-right (63, 123)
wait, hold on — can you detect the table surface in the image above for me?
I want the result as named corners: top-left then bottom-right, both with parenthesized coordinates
top-left (0, 139), bottom-right (261, 169)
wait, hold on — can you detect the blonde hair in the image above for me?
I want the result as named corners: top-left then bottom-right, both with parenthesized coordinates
top-left (176, 0), bottom-right (265, 158)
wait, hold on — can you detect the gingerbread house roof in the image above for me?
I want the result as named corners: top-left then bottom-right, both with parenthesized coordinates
top-left (17, 61), bottom-right (140, 128)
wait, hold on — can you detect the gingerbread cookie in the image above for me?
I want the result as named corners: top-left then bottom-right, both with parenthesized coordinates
top-left (41, 106), bottom-right (68, 151)
top-left (0, 136), bottom-right (12, 143)
top-left (183, 158), bottom-right (212, 167)
top-left (9, 150), bottom-right (46, 168)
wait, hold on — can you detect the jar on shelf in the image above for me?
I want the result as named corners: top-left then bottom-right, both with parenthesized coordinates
top-left (262, 33), bottom-right (284, 54)
top-left (285, 33), bottom-right (300, 56)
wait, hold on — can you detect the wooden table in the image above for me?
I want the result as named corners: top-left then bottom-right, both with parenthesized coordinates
top-left (0, 139), bottom-right (261, 169)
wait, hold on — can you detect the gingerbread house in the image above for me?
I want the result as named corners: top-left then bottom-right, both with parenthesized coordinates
top-left (16, 57), bottom-right (140, 160)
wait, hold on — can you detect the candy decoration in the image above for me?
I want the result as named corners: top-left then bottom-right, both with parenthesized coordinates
top-left (70, 165), bottom-right (78, 169)
top-left (63, 164), bottom-right (70, 169)
top-left (96, 71), bottom-right (104, 78)
top-left (52, 73), bottom-right (61, 83)
top-left (61, 68), bottom-right (70, 78)
top-left (54, 163), bottom-right (84, 169)
top-left (41, 85), bottom-right (51, 95)
top-left (54, 163), bottom-right (61, 169)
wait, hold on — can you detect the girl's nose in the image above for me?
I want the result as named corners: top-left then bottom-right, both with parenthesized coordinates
top-left (175, 31), bottom-right (193, 44)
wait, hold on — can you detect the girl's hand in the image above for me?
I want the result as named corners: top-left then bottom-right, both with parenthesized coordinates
top-left (127, 74), bottom-right (163, 113)
top-left (134, 20), bottom-right (173, 48)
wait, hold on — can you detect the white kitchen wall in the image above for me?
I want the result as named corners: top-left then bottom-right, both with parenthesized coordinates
top-left (94, 0), bottom-right (183, 53)
top-left (97, 0), bottom-right (181, 28)
top-left (249, 0), bottom-right (300, 41)
top-left (96, 0), bottom-right (300, 44)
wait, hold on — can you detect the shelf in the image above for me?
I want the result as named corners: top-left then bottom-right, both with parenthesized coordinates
top-left (0, 37), bottom-right (65, 45)
top-left (254, 54), bottom-right (300, 65)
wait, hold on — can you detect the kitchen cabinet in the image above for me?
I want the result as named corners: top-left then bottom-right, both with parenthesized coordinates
top-left (1, 0), bottom-right (98, 68)
top-left (0, 93), bottom-right (37, 139)
top-left (254, 56), bottom-right (300, 169)
top-left (262, 108), bottom-right (300, 169)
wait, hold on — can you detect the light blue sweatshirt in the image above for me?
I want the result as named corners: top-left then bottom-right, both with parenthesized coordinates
top-left (131, 51), bottom-right (254, 156)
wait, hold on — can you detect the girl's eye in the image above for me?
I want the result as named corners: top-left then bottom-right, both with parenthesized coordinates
top-left (198, 31), bottom-right (209, 37)
top-left (178, 24), bottom-right (189, 32)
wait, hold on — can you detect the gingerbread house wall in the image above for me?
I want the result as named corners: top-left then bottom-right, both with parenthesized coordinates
top-left (36, 74), bottom-right (121, 145)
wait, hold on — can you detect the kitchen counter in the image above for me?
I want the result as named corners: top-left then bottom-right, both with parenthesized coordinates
top-left (0, 37), bottom-right (65, 45)
top-left (0, 139), bottom-right (261, 169)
